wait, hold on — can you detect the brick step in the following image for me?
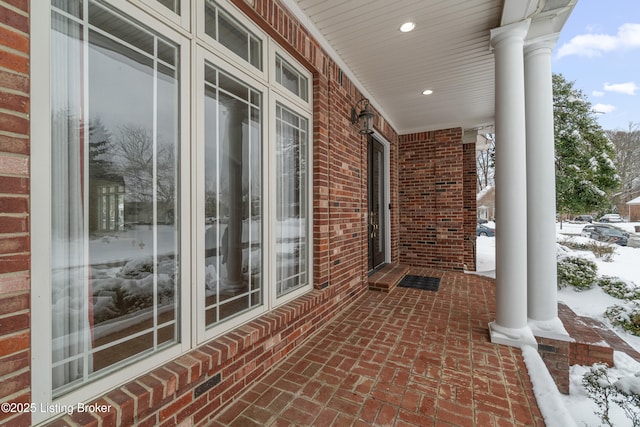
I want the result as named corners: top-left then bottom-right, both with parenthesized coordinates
top-left (368, 264), bottom-right (410, 292)
top-left (559, 303), bottom-right (640, 365)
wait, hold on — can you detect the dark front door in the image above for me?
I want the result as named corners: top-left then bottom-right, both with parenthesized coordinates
top-left (368, 135), bottom-right (386, 271)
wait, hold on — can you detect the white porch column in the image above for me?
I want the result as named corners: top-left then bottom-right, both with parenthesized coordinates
top-left (524, 35), bottom-right (568, 339)
top-left (489, 20), bottom-right (536, 347)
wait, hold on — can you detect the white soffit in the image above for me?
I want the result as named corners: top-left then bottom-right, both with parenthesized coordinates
top-left (286, 0), bottom-right (503, 134)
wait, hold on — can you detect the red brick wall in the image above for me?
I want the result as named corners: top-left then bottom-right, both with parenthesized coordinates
top-left (536, 337), bottom-right (570, 394)
top-left (398, 129), bottom-right (472, 271)
top-left (463, 142), bottom-right (477, 271)
top-left (0, 1), bottom-right (31, 426)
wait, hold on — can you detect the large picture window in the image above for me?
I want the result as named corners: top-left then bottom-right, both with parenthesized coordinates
top-left (50, 0), bottom-right (180, 395)
top-left (34, 0), bottom-right (311, 418)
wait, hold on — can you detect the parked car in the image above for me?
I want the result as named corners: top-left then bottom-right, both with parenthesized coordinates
top-left (476, 224), bottom-right (495, 237)
top-left (590, 227), bottom-right (628, 246)
top-left (582, 224), bottom-right (630, 239)
top-left (573, 215), bottom-right (593, 223)
top-left (581, 224), bottom-right (602, 237)
top-left (598, 213), bottom-right (623, 223)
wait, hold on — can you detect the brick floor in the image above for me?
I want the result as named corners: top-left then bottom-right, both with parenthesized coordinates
top-left (209, 269), bottom-right (544, 426)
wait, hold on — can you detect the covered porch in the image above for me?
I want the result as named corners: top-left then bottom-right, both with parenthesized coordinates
top-left (275, 0), bottom-right (580, 347)
top-left (210, 270), bottom-right (543, 426)
top-left (210, 269), bottom-right (634, 426)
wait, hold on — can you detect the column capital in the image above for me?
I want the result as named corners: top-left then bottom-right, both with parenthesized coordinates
top-left (525, 33), bottom-right (560, 55)
top-left (490, 19), bottom-right (531, 50)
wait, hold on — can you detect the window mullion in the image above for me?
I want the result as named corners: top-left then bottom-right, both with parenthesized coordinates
top-left (153, 35), bottom-right (159, 351)
top-left (82, 0), bottom-right (92, 385)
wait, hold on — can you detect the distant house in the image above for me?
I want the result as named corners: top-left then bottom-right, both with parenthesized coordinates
top-left (477, 186), bottom-right (495, 222)
top-left (627, 196), bottom-right (640, 222)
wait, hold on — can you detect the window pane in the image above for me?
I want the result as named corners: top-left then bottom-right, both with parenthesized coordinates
top-left (204, 63), bottom-right (263, 327)
top-left (156, 0), bottom-right (180, 15)
top-left (51, 1), bottom-right (180, 395)
top-left (204, 0), bottom-right (262, 70)
top-left (276, 54), bottom-right (309, 102)
top-left (275, 104), bottom-right (308, 297)
top-left (52, 0), bottom-right (82, 18)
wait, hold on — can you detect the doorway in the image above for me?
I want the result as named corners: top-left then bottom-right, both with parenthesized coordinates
top-left (367, 135), bottom-right (386, 272)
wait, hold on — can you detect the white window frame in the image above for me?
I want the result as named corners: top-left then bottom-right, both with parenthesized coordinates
top-left (196, 0), bottom-right (269, 82)
top-left (269, 43), bottom-right (313, 306)
top-left (270, 45), bottom-right (313, 111)
top-left (269, 93), bottom-right (314, 307)
top-left (195, 47), bottom-right (270, 343)
top-left (130, 0), bottom-right (191, 30)
top-left (31, 1), bottom-right (191, 423)
top-left (31, 0), bottom-right (315, 422)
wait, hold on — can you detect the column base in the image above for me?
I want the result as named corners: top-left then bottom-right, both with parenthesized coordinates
top-left (489, 321), bottom-right (538, 348)
top-left (528, 317), bottom-right (572, 341)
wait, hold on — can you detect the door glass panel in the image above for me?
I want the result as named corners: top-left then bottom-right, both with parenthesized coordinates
top-left (368, 137), bottom-right (385, 270)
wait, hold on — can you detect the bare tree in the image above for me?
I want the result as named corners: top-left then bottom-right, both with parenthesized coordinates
top-left (113, 125), bottom-right (154, 203)
top-left (476, 133), bottom-right (495, 192)
top-left (110, 124), bottom-right (178, 224)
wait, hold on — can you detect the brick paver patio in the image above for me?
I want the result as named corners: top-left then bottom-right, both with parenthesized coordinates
top-left (210, 269), bottom-right (544, 426)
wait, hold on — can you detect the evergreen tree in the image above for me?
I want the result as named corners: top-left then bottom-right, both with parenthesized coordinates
top-left (88, 117), bottom-right (114, 179)
top-left (553, 73), bottom-right (620, 215)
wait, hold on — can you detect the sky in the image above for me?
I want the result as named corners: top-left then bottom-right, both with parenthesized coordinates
top-left (552, 0), bottom-right (640, 132)
top-left (475, 220), bottom-right (640, 426)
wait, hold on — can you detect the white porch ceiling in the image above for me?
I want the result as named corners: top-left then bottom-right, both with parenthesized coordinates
top-left (289, 0), bottom-right (503, 134)
top-left (285, 0), bottom-right (576, 135)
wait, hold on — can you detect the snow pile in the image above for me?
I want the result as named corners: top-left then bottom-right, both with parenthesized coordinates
top-left (520, 345), bottom-right (577, 427)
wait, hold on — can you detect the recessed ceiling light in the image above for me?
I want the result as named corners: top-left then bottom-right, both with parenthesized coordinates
top-left (422, 89), bottom-right (434, 95)
top-left (399, 22), bottom-right (415, 33)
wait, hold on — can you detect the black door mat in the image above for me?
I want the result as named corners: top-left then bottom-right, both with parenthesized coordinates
top-left (398, 275), bottom-right (441, 291)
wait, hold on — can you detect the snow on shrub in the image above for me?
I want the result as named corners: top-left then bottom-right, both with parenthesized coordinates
top-left (605, 303), bottom-right (640, 336)
top-left (92, 256), bottom-right (176, 324)
top-left (582, 363), bottom-right (640, 426)
top-left (558, 237), bottom-right (615, 261)
top-left (598, 276), bottom-right (640, 301)
top-left (557, 256), bottom-right (598, 290)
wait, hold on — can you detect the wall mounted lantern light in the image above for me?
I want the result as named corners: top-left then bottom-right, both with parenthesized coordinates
top-left (351, 98), bottom-right (375, 135)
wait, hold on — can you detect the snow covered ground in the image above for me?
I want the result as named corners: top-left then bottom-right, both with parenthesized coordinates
top-left (475, 221), bottom-right (640, 426)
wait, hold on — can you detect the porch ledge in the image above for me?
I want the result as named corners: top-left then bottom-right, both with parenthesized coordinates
top-left (368, 264), bottom-right (409, 292)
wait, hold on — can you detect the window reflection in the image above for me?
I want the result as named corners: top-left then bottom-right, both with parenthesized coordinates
top-left (204, 63), bottom-right (262, 327)
top-left (275, 104), bottom-right (308, 296)
top-left (51, 1), bottom-right (179, 394)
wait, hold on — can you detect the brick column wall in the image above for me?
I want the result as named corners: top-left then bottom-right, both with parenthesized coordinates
top-left (312, 72), bottom-right (331, 289)
top-left (462, 142), bottom-right (477, 271)
top-left (398, 129), bottom-right (470, 271)
top-left (0, 1), bottom-right (31, 427)
top-left (536, 337), bottom-right (571, 394)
